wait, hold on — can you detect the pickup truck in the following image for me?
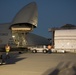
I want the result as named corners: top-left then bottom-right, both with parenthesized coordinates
top-left (28, 46), bottom-right (48, 53)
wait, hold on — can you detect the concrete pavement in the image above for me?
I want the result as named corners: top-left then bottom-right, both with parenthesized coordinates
top-left (0, 52), bottom-right (76, 75)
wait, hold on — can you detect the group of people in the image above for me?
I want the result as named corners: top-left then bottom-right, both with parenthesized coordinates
top-left (0, 44), bottom-right (52, 64)
top-left (0, 44), bottom-right (10, 65)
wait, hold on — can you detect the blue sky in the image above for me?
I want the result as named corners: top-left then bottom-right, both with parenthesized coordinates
top-left (0, 0), bottom-right (76, 38)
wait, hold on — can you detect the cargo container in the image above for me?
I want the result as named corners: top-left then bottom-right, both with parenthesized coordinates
top-left (49, 24), bottom-right (76, 53)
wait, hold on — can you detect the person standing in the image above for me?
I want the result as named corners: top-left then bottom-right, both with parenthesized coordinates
top-left (0, 52), bottom-right (6, 65)
top-left (0, 54), bottom-right (3, 64)
top-left (5, 44), bottom-right (10, 59)
top-left (47, 45), bottom-right (52, 53)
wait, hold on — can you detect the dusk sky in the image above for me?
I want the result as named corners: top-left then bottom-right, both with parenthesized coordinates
top-left (0, 0), bottom-right (76, 38)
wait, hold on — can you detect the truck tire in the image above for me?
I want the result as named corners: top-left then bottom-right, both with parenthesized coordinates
top-left (32, 49), bottom-right (37, 53)
top-left (43, 49), bottom-right (47, 53)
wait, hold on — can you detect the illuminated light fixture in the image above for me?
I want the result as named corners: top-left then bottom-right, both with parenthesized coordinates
top-left (11, 28), bottom-right (31, 31)
top-left (12, 35), bottom-right (15, 38)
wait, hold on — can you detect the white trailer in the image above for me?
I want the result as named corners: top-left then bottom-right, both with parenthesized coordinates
top-left (52, 29), bottom-right (76, 53)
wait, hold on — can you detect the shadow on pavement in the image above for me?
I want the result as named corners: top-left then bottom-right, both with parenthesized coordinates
top-left (42, 61), bottom-right (76, 75)
top-left (2, 52), bottom-right (27, 65)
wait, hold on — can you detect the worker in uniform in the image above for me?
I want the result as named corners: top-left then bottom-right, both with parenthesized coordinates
top-left (5, 44), bottom-right (10, 59)
top-left (47, 45), bottom-right (52, 53)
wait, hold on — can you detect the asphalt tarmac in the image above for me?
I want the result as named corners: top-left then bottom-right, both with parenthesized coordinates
top-left (0, 52), bottom-right (76, 75)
